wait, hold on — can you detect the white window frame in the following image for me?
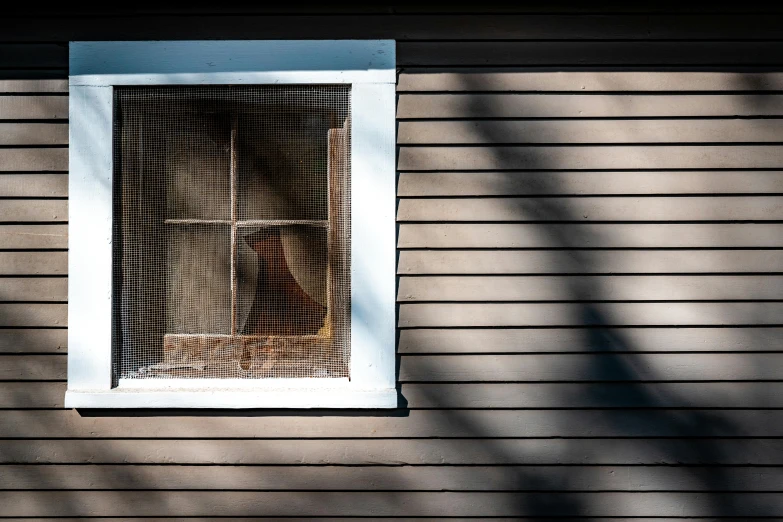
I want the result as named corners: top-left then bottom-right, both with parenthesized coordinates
top-left (65, 40), bottom-right (397, 409)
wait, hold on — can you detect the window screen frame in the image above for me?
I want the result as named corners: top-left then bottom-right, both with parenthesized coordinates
top-left (66, 40), bottom-right (396, 409)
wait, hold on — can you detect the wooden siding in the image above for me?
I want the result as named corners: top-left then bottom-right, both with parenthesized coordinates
top-left (1, 5), bottom-right (783, 520)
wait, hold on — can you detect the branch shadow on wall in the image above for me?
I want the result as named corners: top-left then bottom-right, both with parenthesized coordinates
top-left (3, 64), bottom-right (783, 517)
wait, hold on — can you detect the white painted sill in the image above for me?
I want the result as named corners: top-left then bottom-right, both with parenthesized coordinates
top-left (64, 386), bottom-right (398, 409)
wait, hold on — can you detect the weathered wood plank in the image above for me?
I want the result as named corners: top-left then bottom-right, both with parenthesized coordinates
top-left (13, 353), bottom-right (783, 382)
top-left (0, 355), bottom-right (64, 380)
top-left (397, 171), bottom-right (783, 196)
top-left (399, 327), bottom-right (783, 353)
top-left (398, 69), bottom-right (783, 92)
top-left (1, 464), bottom-right (781, 492)
top-left (1, 438), bottom-right (779, 465)
top-left (398, 41), bottom-right (783, 66)
top-left (398, 249), bottom-right (783, 274)
top-left (10, 381), bottom-right (783, 409)
top-left (0, 149), bottom-right (67, 172)
top-left (397, 94), bottom-right (783, 118)
top-left (398, 275), bottom-right (783, 301)
top-left (0, 200), bottom-right (67, 222)
top-left (4, 14), bottom-right (783, 41)
top-left (398, 353), bottom-right (783, 382)
top-left (0, 518), bottom-right (759, 522)
top-left (402, 382), bottom-right (783, 408)
top-left (398, 145), bottom-right (783, 171)
top-left (0, 80), bottom-right (67, 93)
top-left (0, 252), bottom-right (67, 275)
top-left (0, 44), bottom-right (67, 69)
top-left (0, 277), bottom-right (67, 302)
top-left (398, 119), bottom-right (783, 144)
top-left (0, 225), bottom-right (67, 248)
top-left (0, 124), bottom-right (68, 146)
top-left (399, 302), bottom-right (783, 327)
top-left (8, 409), bottom-right (783, 438)
top-left (0, 329), bottom-right (66, 354)
top-left (397, 196), bottom-right (783, 222)
top-left (398, 223), bottom-right (783, 248)
top-left (0, 174), bottom-right (68, 197)
top-left (0, 96), bottom-right (67, 119)
top-left (0, 304), bottom-right (67, 327)
top-left (1, 491), bottom-right (781, 517)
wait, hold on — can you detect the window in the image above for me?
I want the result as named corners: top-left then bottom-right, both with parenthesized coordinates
top-left (66, 41), bottom-right (396, 408)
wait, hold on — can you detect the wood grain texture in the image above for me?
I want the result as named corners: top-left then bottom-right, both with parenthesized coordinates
top-left (0, 80), bottom-right (67, 93)
top-left (399, 327), bottom-right (783, 353)
top-left (0, 464), bottom-right (781, 491)
top-left (397, 275), bottom-right (783, 301)
top-left (5, 10), bottom-right (783, 521)
top-left (397, 94), bottom-right (783, 118)
top-left (0, 174), bottom-right (68, 197)
top-left (0, 252), bottom-right (67, 275)
top-left (5, 410), bottom-right (783, 439)
top-left (1, 438), bottom-right (780, 465)
top-left (0, 200), bottom-right (67, 222)
top-left (397, 353), bottom-right (783, 382)
top-left (398, 41), bottom-right (783, 66)
top-left (0, 149), bottom-right (67, 172)
top-left (398, 69), bottom-right (783, 92)
top-left (397, 196), bottom-right (783, 221)
top-left (398, 249), bottom-right (783, 274)
top-left (9, 381), bottom-right (783, 409)
top-left (397, 171), bottom-right (783, 196)
top-left (0, 329), bottom-right (66, 354)
top-left (0, 225), bottom-right (67, 248)
top-left (0, 124), bottom-right (68, 146)
top-left (398, 223), bottom-right (783, 248)
top-left (0, 303), bottom-right (66, 327)
top-left (0, 491), bottom-right (781, 517)
top-left (0, 96), bottom-right (67, 119)
top-left (0, 277), bottom-right (67, 302)
top-left (398, 119), bottom-right (783, 144)
top-left (399, 302), bottom-right (783, 327)
top-left (0, 518), bottom-right (763, 522)
top-left (398, 145), bottom-right (783, 171)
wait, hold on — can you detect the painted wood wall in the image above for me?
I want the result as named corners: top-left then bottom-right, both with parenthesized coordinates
top-left (1, 5), bottom-right (783, 519)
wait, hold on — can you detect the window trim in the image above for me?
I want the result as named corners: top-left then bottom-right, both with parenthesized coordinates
top-left (65, 40), bottom-right (397, 409)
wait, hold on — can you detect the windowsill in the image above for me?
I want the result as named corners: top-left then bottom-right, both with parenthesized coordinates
top-left (64, 385), bottom-right (398, 409)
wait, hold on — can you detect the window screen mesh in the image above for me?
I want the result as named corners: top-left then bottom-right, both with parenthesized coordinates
top-left (113, 86), bottom-right (351, 380)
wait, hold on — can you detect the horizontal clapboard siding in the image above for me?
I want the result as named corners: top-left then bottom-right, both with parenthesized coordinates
top-left (2, 438), bottom-right (782, 464)
top-left (9, 381), bottom-right (783, 408)
top-left (397, 94), bottom-right (783, 118)
top-left (399, 302), bottom-right (783, 327)
top-left (398, 146), bottom-right (783, 171)
top-left (2, 464), bottom-right (783, 491)
top-left (398, 327), bottom-right (783, 353)
top-left (3, 7), bottom-right (783, 521)
top-left (397, 197), bottom-right (783, 221)
top-left (6, 409), bottom-right (783, 438)
top-left (398, 171), bottom-right (783, 196)
top-left (397, 275), bottom-right (783, 301)
top-left (399, 119), bottom-right (783, 144)
top-left (2, 491), bottom-right (782, 517)
top-left (398, 69), bottom-right (783, 91)
top-left (398, 223), bottom-right (783, 248)
top-left (398, 250), bottom-right (783, 274)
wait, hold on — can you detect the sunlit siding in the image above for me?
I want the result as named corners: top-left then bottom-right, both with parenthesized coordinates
top-left (1, 5), bottom-right (783, 519)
